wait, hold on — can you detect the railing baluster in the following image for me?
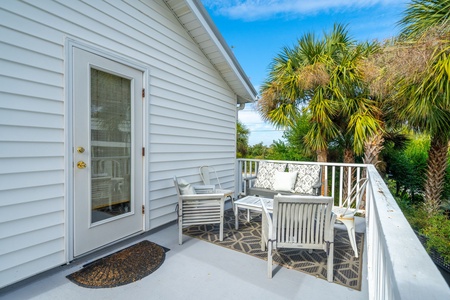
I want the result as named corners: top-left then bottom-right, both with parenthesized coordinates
top-left (331, 166), bottom-right (335, 199)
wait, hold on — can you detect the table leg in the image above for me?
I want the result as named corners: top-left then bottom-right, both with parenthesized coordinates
top-left (235, 206), bottom-right (239, 230)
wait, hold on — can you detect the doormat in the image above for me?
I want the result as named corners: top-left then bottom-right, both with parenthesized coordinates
top-left (184, 210), bottom-right (364, 290)
top-left (67, 240), bottom-right (167, 288)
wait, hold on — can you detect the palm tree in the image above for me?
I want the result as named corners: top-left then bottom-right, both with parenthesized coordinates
top-left (258, 28), bottom-right (336, 163)
top-left (236, 120), bottom-right (250, 158)
top-left (397, 0), bottom-right (450, 216)
top-left (258, 24), bottom-right (380, 165)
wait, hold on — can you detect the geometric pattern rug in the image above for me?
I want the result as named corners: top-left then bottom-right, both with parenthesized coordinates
top-left (184, 209), bottom-right (364, 290)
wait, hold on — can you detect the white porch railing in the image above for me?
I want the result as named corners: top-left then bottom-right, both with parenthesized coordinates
top-left (236, 159), bottom-right (450, 300)
top-left (236, 159), bottom-right (368, 209)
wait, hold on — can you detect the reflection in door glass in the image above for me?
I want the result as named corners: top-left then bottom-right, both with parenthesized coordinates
top-left (90, 69), bottom-right (132, 223)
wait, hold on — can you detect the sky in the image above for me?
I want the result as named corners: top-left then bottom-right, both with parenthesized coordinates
top-left (200, 0), bottom-right (409, 145)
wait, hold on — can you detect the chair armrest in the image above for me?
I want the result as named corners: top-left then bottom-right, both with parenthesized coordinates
top-left (180, 193), bottom-right (225, 201)
top-left (261, 200), bottom-right (273, 249)
top-left (243, 176), bottom-right (257, 181)
top-left (325, 212), bottom-right (337, 243)
top-left (312, 182), bottom-right (322, 196)
top-left (312, 182), bottom-right (322, 188)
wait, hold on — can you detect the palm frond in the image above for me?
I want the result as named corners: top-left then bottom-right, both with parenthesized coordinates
top-left (399, 0), bottom-right (450, 39)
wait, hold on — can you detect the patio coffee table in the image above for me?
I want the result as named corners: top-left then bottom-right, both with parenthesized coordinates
top-left (234, 195), bottom-right (273, 230)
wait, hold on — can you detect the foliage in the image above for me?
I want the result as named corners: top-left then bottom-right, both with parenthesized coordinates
top-left (247, 142), bottom-right (268, 159)
top-left (236, 120), bottom-right (249, 158)
top-left (394, 0), bottom-right (450, 215)
top-left (393, 186), bottom-right (450, 265)
top-left (395, 192), bottom-right (429, 230)
top-left (399, 0), bottom-right (450, 40)
top-left (258, 24), bottom-right (381, 159)
top-left (422, 212), bottom-right (450, 264)
top-left (281, 112), bottom-right (315, 160)
top-left (383, 134), bottom-right (428, 202)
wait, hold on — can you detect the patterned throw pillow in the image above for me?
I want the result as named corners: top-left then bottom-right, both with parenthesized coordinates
top-left (254, 162), bottom-right (287, 189)
top-left (288, 164), bottom-right (321, 194)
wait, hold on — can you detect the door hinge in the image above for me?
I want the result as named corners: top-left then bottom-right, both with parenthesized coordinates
top-left (142, 88), bottom-right (145, 98)
top-left (142, 205), bottom-right (145, 215)
top-left (142, 147), bottom-right (145, 156)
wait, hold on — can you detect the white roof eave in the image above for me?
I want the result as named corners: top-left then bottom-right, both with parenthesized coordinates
top-left (165, 0), bottom-right (257, 104)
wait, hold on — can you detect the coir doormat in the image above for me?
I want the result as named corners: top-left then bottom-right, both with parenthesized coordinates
top-left (184, 210), bottom-right (364, 290)
top-left (67, 240), bottom-right (167, 288)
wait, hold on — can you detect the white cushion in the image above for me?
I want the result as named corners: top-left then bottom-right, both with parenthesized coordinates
top-left (178, 178), bottom-right (196, 195)
top-left (272, 171), bottom-right (298, 192)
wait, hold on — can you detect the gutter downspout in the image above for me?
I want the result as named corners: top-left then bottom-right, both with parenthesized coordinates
top-left (236, 102), bottom-right (245, 121)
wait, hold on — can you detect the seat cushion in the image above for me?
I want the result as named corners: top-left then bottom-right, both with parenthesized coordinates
top-left (254, 161), bottom-right (287, 190)
top-left (288, 164), bottom-right (321, 194)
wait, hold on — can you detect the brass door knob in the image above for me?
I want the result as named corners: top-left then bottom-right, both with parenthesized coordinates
top-left (77, 161), bottom-right (87, 169)
top-left (77, 147), bottom-right (85, 153)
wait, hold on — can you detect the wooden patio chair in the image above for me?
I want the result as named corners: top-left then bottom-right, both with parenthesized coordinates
top-left (332, 177), bottom-right (368, 257)
top-left (261, 195), bottom-right (336, 282)
top-left (173, 176), bottom-right (226, 245)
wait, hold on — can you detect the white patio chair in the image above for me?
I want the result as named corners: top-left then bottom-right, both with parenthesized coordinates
top-left (199, 165), bottom-right (234, 203)
top-left (199, 165), bottom-right (222, 189)
top-left (173, 176), bottom-right (226, 245)
top-left (91, 176), bottom-right (113, 210)
top-left (261, 195), bottom-right (336, 282)
top-left (332, 177), bottom-right (368, 257)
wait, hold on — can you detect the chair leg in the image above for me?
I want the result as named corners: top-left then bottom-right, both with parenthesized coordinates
top-left (179, 220), bottom-right (183, 245)
top-left (340, 218), bottom-right (358, 257)
top-left (327, 242), bottom-right (334, 282)
top-left (235, 207), bottom-right (239, 230)
top-left (267, 242), bottom-right (273, 279)
top-left (219, 218), bottom-right (224, 242)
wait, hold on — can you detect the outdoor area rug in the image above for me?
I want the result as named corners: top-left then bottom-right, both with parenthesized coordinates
top-left (184, 209), bottom-right (364, 290)
top-left (67, 240), bottom-right (167, 288)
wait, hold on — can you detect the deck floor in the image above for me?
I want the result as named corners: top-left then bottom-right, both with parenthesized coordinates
top-left (0, 219), bottom-right (368, 300)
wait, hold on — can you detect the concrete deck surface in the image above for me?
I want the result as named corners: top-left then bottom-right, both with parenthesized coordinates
top-left (0, 219), bottom-right (368, 300)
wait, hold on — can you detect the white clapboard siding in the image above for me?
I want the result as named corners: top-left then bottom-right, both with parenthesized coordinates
top-left (0, 0), bottom-right (254, 288)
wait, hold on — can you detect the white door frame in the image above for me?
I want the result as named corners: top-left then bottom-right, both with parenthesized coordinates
top-left (65, 40), bottom-right (148, 261)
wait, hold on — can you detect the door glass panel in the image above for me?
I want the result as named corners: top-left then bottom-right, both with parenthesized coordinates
top-left (90, 69), bottom-right (131, 223)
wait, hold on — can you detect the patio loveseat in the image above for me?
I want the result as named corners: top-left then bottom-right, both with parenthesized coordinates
top-left (244, 161), bottom-right (322, 198)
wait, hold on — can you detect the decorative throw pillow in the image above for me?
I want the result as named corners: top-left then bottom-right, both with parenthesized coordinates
top-left (254, 161), bottom-right (287, 189)
top-left (177, 178), bottom-right (196, 195)
top-left (272, 171), bottom-right (298, 192)
top-left (288, 164), bottom-right (321, 194)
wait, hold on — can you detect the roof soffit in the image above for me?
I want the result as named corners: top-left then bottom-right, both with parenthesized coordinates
top-left (164, 0), bottom-right (257, 104)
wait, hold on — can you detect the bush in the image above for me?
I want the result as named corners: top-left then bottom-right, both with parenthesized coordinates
top-left (421, 213), bottom-right (450, 265)
top-left (399, 199), bottom-right (450, 265)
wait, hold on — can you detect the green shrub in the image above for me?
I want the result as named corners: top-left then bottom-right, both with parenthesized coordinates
top-left (392, 185), bottom-right (450, 265)
top-left (421, 213), bottom-right (450, 265)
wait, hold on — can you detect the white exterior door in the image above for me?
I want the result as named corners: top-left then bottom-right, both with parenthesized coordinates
top-left (72, 48), bottom-right (144, 257)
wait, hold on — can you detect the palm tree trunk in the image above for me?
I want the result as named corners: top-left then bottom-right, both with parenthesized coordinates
top-left (317, 149), bottom-right (327, 195)
top-left (423, 135), bottom-right (449, 216)
top-left (360, 132), bottom-right (384, 210)
top-left (363, 132), bottom-right (385, 173)
top-left (317, 149), bottom-right (327, 163)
